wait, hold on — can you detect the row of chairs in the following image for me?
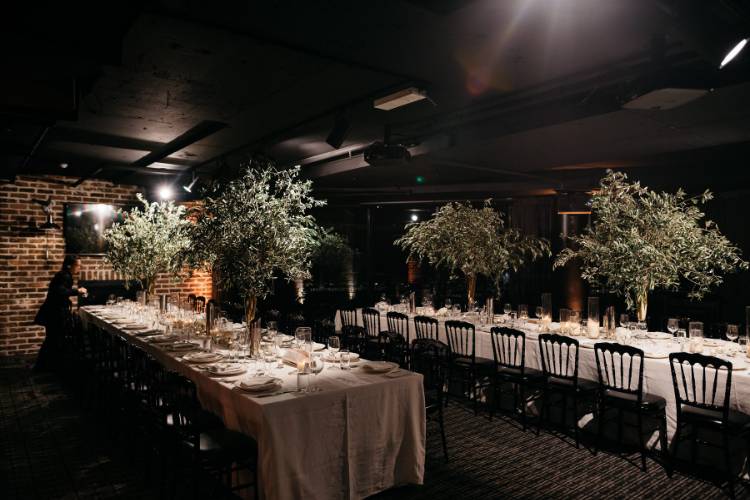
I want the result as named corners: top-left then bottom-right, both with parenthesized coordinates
top-left (337, 307), bottom-right (750, 495)
top-left (64, 322), bottom-right (257, 499)
top-left (491, 329), bottom-right (750, 497)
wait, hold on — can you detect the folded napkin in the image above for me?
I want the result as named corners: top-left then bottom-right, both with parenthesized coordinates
top-left (360, 361), bottom-right (399, 373)
top-left (206, 363), bottom-right (245, 376)
top-left (435, 307), bottom-right (448, 317)
top-left (282, 348), bottom-right (310, 367)
top-left (238, 376), bottom-right (281, 392)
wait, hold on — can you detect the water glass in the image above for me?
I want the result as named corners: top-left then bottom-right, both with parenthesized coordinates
top-left (518, 305), bottom-right (528, 322)
top-left (339, 349), bottom-right (351, 370)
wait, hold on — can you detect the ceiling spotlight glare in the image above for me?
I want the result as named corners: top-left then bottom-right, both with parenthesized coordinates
top-left (410, 214), bottom-right (419, 222)
top-left (59, 162), bottom-right (68, 169)
top-left (720, 38), bottom-right (748, 69)
top-left (183, 174), bottom-right (198, 193)
top-left (159, 185), bottom-right (174, 200)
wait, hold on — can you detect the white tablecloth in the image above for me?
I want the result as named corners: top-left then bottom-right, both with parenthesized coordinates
top-left (336, 308), bottom-right (750, 441)
top-left (81, 307), bottom-right (426, 500)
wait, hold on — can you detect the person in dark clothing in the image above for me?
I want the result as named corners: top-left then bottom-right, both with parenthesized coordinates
top-left (34, 255), bottom-right (87, 371)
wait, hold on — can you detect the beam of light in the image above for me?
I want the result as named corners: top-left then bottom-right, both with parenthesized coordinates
top-left (158, 185), bottom-right (174, 200)
top-left (720, 38), bottom-right (747, 69)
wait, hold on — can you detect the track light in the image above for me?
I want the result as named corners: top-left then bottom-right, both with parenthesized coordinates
top-left (183, 172), bottom-right (198, 193)
top-left (720, 38), bottom-right (747, 69)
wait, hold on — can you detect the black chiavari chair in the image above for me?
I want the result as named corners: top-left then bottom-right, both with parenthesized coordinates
top-left (489, 327), bottom-right (543, 430)
top-left (411, 338), bottom-right (450, 460)
top-left (669, 352), bottom-right (750, 495)
top-left (538, 334), bottom-right (597, 448)
top-left (594, 342), bottom-right (669, 472)
top-left (414, 315), bottom-right (439, 341)
top-left (445, 320), bottom-right (493, 415)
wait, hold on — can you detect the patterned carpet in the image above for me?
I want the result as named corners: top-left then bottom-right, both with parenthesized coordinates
top-left (1, 356), bottom-right (747, 500)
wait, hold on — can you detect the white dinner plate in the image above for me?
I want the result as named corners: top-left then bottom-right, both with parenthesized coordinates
top-left (646, 332), bottom-right (673, 340)
top-left (183, 352), bottom-right (223, 364)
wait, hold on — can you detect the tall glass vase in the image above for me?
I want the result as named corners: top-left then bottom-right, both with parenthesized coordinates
top-left (587, 296), bottom-right (600, 339)
top-left (541, 293), bottom-right (552, 331)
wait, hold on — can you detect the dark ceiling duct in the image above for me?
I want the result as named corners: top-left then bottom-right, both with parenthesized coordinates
top-left (325, 113), bottom-right (351, 149)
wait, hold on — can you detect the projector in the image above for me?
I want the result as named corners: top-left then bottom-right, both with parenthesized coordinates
top-left (363, 142), bottom-right (411, 167)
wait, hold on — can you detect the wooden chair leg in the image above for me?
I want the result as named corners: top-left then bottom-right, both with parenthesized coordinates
top-left (637, 410), bottom-right (648, 472)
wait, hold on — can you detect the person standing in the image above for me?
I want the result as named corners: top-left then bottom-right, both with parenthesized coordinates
top-left (34, 255), bottom-right (87, 371)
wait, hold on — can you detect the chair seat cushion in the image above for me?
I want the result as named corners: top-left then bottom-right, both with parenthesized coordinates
top-left (497, 365), bottom-right (544, 381)
top-left (546, 376), bottom-right (598, 393)
top-left (602, 389), bottom-right (666, 411)
top-left (452, 356), bottom-right (494, 369)
top-left (681, 405), bottom-right (750, 430)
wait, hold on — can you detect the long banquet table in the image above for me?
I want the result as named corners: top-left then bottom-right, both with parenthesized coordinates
top-left (80, 306), bottom-right (426, 500)
top-left (336, 308), bottom-right (750, 442)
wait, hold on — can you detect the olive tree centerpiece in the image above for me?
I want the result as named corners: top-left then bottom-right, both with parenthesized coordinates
top-left (395, 201), bottom-right (550, 307)
top-left (104, 194), bottom-right (191, 294)
top-left (188, 161), bottom-right (324, 350)
top-left (554, 170), bottom-right (748, 321)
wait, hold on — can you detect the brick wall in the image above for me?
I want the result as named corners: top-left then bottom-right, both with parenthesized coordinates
top-left (0, 175), bottom-right (212, 356)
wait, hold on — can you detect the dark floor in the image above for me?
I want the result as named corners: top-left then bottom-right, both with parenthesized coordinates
top-left (0, 356), bottom-right (746, 500)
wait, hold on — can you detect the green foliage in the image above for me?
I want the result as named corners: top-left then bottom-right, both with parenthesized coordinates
top-left (187, 160), bottom-right (325, 300)
top-left (311, 228), bottom-right (353, 285)
top-left (394, 201), bottom-right (550, 293)
top-left (554, 170), bottom-right (748, 310)
top-left (104, 194), bottom-right (191, 289)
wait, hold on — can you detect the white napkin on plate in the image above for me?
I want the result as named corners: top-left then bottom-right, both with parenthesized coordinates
top-left (238, 376), bottom-right (281, 392)
top-left (282, 348), bottom-right (310, 366)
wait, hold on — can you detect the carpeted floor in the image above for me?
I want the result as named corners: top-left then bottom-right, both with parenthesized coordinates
top-left (1, 356), bottom-right (746, 500)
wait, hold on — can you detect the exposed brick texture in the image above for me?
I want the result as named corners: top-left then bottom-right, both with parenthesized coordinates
top-left (0, 175), bottom-right (212, 356)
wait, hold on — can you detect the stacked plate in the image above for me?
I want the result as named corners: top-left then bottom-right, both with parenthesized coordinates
top-left (183, 352), bottom-right (223, 364)
top-left (147, 334), bottom-right (180, 344)
top-left (236, 376), bottom-right (283, 394)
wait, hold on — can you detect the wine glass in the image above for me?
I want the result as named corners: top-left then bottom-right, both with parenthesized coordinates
top-left (309, 354), bottom-right (325, 391)
top-left (726, 324), bottom-right (739, 354)
top-left (503, 303), bottom-right (512, 315)
top-left (518, 305), bottom-right (528, 322)
top-left (295, 327), bottom-right (312, 354)
top-left (535, 306), bottom-right (543, 319)
top-left (667, 318), bottom-right (679, 336)
top-left (620, 314), bottom-right (630, 329)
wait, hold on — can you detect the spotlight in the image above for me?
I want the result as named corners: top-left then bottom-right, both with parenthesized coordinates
top-left (410, 214), bottom-right (419, 222)
top-left (183, 173), bottom-right (198, 193)
top-left (326, 113), bottom-right (350, 149)
top-left (59, 162), bottom-right (68, 169)
top-left (720, 38), bottom-right (747, 69)
top-left (158, 185), bottom-right (174, 200)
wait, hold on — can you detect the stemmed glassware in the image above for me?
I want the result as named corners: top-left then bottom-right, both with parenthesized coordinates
top-left (620, 314), bottom-right (630, 329)
top-left (309, 354), bottom-right (325, 391)
top-left (726, 324), bottom-right (740, 355)
top-left (328, 336), bottom-right (341, 368)
top-left (503, 303), bottom-right (512, 315)
top-left (535, 306), bottom-right (543, 320)
top-left (667, 318), bottom-right (679, 336)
